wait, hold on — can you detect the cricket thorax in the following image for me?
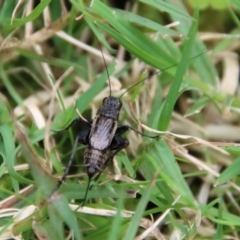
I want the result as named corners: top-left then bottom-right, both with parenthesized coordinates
top-left (97, 96), bottom-right (122, 120)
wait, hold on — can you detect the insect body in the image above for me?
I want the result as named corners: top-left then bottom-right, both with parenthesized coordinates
top-left (55, 95), bottom-right (135, 203)
top-left (53, 40), bottom-right (160, 203)
top-left (55, 87), bottom-right (157, 204)
top-left (83, 96), bottom-right (129, 180)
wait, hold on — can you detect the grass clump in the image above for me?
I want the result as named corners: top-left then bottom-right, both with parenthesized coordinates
top-left (0, 0), bottom-right (240, 239)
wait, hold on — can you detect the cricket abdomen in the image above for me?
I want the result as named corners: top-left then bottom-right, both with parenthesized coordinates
top-left (84, 147), bottom-right (108, 177)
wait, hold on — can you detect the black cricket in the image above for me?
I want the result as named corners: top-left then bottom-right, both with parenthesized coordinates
top-left (54, 46), bottom-right (157, 204)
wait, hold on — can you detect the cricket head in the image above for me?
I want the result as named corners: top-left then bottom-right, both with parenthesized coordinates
top-left (103, 96), bottom-right (122, 109)
top-left (97, 96), bottom-right (122, 119)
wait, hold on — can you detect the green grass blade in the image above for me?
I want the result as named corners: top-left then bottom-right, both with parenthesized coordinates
top-left (107, 190), bottom-right (126, 240)
top-left (217, 156), bottom-right (240, 184)
top-left (76, 61), bottom-right (116, 112)
top-left (15, 125), bottom-right (56, 197)
top-left (2, 0), bottom-right (51, 30)
top-left (0, 124), bottom-right (32, 185)
top-left (123, 181), bottom-right (154, 239)
top-left (116, 9), bottom-right (179, 36)
top-left (0, 63), bottom-right (22, 104)
top-left (158, 9), bottom-right (199, 131)
top-left (82, 1), bottom-right (177, 69)
top-left (166, 0), bottom-right (218, 85)
top-left (49, 196), bottom-right (82, 240)
top-left (139, 0), bottom-right (194, 20)
top-left (154, 140), bottom-right (193, 200)
top-left (17, 48), bottom-right (83, 70)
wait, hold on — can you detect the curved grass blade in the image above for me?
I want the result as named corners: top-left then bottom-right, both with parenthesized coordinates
top-left (158, 9), bottom-right (199, 131)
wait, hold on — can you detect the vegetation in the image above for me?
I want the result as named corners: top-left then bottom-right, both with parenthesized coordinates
top-left (0, 0), bottom-right (240, 239)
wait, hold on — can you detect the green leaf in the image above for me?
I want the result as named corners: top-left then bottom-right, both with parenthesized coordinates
top-left (185, 96), bottom-right (210, 117)
top-left (83, 0), bottom-right (177, 70)
top-left (123, 181), bottom-right (154, 239)
top-left (211, 0), bottom-right (230, 10)
top-left (2, 0), bottom-right (51, 31)
top-left (0, 63), bottom-right (22, 104)
top-left (49, 196), bottom-right (82, 240)
top-left (107, 190), bottom-right (126, 240)
top-left (139, 0), bottom-right (194, 20)
top-left (154, 140), bottom-right (193, 201)
top-left (158, 9), bottom-right (199, 130)
top-left (0, 124), bottom-right (32, 185)
top-left (15, 125), bottom-right (55, 197)
top-left (0, 99), bottom-right (11, 124)
top-left (117, 152), bottom-right (135, 178)
top-left (116, 9), bottom-right (179, 36)
top-left (202, 204), bottom-right (240, 226)
top-left (217, 157), bottom-right (240, 184)
top-left (188, 0), bottom-right (209, 9)
top-left (52, 105), bottom-right (76, 131)
top-left (76, 61), bottom-right (116, 112)
top-left (17, 49), bottom-right (83, 70)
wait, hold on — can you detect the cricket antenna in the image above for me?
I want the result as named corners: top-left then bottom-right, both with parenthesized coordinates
top-left (96, 38), bottom-right (112, 96)
top-left (119, 50), bottom-right (210, 99)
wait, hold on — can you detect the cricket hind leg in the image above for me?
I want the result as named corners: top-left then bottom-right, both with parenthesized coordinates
top-left (88, 134), bottom-right (130, 184)
top-left (52, 128), bottom-right (90, 194)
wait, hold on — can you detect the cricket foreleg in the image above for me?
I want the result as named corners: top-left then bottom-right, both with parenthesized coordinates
top-left (54, 129), bottom-right (90, 192)
top-left (52, 118), bottom-right (92, 133)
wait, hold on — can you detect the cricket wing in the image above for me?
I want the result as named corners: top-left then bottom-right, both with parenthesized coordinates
top-left (90, 117), bottom-right (117, 150)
